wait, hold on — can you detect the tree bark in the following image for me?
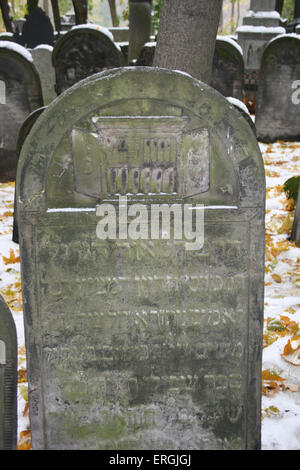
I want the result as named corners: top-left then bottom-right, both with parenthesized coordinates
top-left (108, 0), bottom-right (119, 27)
top-left (153, 0), bottom-right (223, 84)
top-left (295, 0), bottom-right (300, 18)
top-left (72, 0), bottom-right (88, 24)
top-left (0, 0), bottom-right (15, 32)
top-left (51, 0), bottom-right (61, 33)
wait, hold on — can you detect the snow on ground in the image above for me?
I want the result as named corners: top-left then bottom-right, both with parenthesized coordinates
top-left (0, 139), bottom-right (299, 450)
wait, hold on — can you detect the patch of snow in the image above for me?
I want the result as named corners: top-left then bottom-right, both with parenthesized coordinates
top-left (236, 25), bottom-right (286, 34)
top-left (32, 44), bottom-right (53, 52)
top-left (247, 10), bottom-right (281, 19)
top-left (0, 41), bottom-right (33, 63)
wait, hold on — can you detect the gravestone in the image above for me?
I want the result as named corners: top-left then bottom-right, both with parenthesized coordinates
top-left (128, 0), bottom-right (152, 63)
top-left (13, 106), bottom-right (47, 244)
top-left (30, 45), bottom-right (56, 105)
top-left (136, 41), bottom-right (156, 66)
top-left (17, 67), bottom-right (265, 450)
top-left (211, 37), bottom-right (244, 101)
top-left (0, 42), bottom-right (43, 181)
top-left (0, 295), bottom-right (17, 450)
top-left (256, 35), bottom-right (300, 142)
top-left (52, 25), bottom-right (125, 95)
top-left (291, 182), bottom-right (300, 243)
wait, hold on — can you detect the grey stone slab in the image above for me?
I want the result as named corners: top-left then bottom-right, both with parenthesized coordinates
top-left (256, 35), bottom-right (300, 142)
top-left (13, 106), bottom-right (47, 244)
top-left (30, 45), bottom-right (57, 105)
top-left (52, 26), bottom-right (125, 95)
top-left (250, 0), bottom-right (277, 11)
top-left (0, 42), bottom-right (43, 182)
top-left (128, 1), bottom-right (152, 63)
top-left (0, 295), bottom-right (17, 450)
top-left (17, 67), bottom-right (265, 450)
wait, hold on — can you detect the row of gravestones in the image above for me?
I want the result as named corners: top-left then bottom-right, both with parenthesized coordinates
top-left (1, 25), bottom-right (300, 189)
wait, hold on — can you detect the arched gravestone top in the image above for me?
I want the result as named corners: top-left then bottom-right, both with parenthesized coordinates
top-left (136, 41), bottom-right (155, 66)
top-left (211, 37), bottom-right (244, 101)
top-left (17, 68), bottom-right (265, 450)
top-left (256, 34), bottom-right (300, 143)
top-left (13, 106), bottom-right (47, 244)
top-left (52, 25), bottom-right (125, 95)
top-left (0, 295), bottom-right (17, 450)
top-left (0, 41), bottom-right (43, 181)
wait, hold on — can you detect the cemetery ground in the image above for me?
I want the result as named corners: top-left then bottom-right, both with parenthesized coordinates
top-left (0, 139), bottom-right (299, 451)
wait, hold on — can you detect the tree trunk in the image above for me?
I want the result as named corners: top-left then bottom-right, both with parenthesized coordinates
top-left (72, 0), bottom-right (88, 24)
top-left (0, 0), bottom-right (15, 32)
top-left (153, 0), bottom-right (223, 84)
top-left (275, 0), bottom-right (284, 14)
top-left (108, 0), bottom-right (119, 27)
top-left (295, 0), bottom-right (300, 18)
top-left (230, 0), bottom-right (235, 33)
top-left (51, 0), bottom-right (61, 33)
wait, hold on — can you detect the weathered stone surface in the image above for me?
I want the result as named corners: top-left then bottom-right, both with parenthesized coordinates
top-left (0, 295), bottom-right (17, 450)
top-left (212, 37), bottom-right (244, 100)
top-left (0, 42), bottom-right (43, 181)
top-left (13, 106), bottom-right (47, 244)
top-left (30, 45), bottom-right (56, 105)
top-left (136, 41), bottom-right (155, 66)
top-left (227, 97), bottom-right (256, 135)
top-left (256, 35), bottom-right (300, 142)
top-left (52, 26), bottom-right (125, 95)
top-left (17, 68), bottom-right (265, 450)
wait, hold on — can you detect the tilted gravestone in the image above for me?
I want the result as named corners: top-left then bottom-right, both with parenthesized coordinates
top-left (256, 35), bottom-right (300, 142)
top-left (211, 37), bottom-right (244, 101)
top-left (0, 295), bottom-right (18, 450)
top-left (30, 45), bottom-right (56, 105)
top-left (291, 182), bottom-right (300, 243)
top-left (52, 25), bottom-right (125, 96)
top-left (13, 106), bottom-right (47, 244)
top-left (17, 67), bottom-right (265, 450)
top-left (0, 42), bottom-right (43, 182)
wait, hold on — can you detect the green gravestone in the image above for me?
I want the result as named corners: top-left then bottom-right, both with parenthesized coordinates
top-left (17, 68), bottom-right (265, 450)
top-left (0, 295), bottom-right (17, 450)
top-left (0, 42), bottom-right (43, 182)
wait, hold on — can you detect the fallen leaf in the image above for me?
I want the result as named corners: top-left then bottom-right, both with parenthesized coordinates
top-left (272, 274), bottom-right (282, 283)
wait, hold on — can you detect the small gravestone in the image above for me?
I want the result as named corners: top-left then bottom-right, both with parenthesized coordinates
top-left (30, 45), bottom-right (56, 105)
top-left (136, 41), bottom-right (155, 66)
top-left (17, 67), bottom-right (265, 450)
top-left (256, 35), bottom-right (300, 142)
top-left (52, 25), bottom-right (125, 95)
top-left (0, 295), bottom-right (17, 450)
top-left (13, 106), bottom-right (47, 244)
top-left (0, 42), bottom-right (43, 182)
top-left (212, 37), bottom-right (244, 101)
